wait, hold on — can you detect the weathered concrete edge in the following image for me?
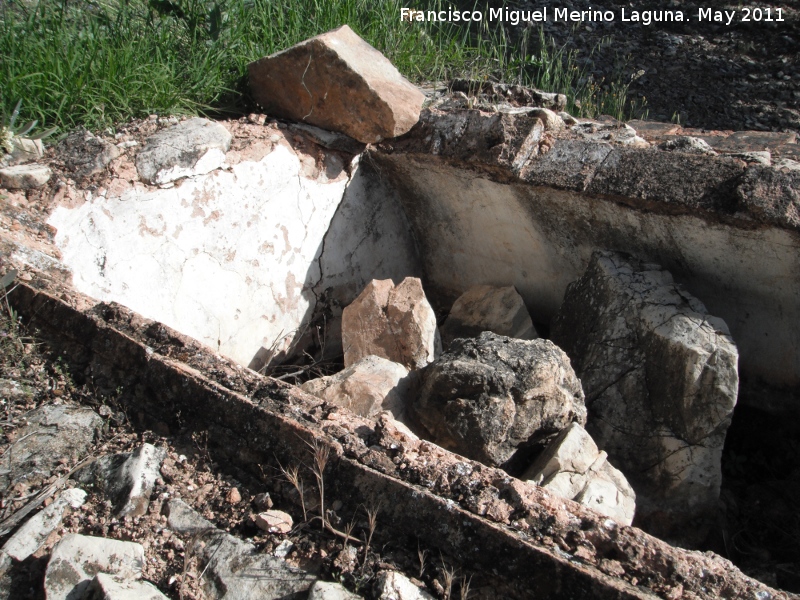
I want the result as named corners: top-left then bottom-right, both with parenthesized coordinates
top-left (7, 281), bottom-right (786, 600)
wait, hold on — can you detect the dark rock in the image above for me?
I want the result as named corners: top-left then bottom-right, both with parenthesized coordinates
top-left (412, 332), bottom-right (585, 469)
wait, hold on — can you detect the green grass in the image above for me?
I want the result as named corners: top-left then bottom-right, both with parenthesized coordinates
top-left (0, 0), bottom-right (643, 134)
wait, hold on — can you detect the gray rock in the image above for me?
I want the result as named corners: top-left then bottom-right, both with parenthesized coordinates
top-left (166, 499), bottom-right (314, 598)
top-left (135, 118), bottom-right (231, 184)
top-left (2, 488), bottom-right (87, 561)
top-left (308, 581), bottom-right (362, 600)
top-left (440, 285), bottom-right (537, 348)
top-left (0, 404), bottom-right (102, 492)
top-left (412, 332), bottom-right (586, 468)
top-left (0, 163), bottom-right (52, 189)
top-left (572, 122), bottom-right (649, 148)
top-left (85, 573), bottom-right (168, 600)
top-left (658, 136), bottom-right (718, 155)
top-left (249, 25), bottom-right (424, 144)
top-left (44, 534), bottom-right (145, 600)
top-left (529, 108), bottom-right (564, 131)
top-left (551, 251), bottom-right (738, 540)
top-left (58, 130), bottom-right (121, 179)
top-left (523, 423), bottom-right (635, 525)
top-left (374, 571), bottom-right (434, 600)
top-left (342, 278), bottom-right (441, 371)
top-left (0, 137), bottom-right (44, 167)
top-left (726, 150), bottom-right (771, 165)
top-left (164, 498), bottom-right (215, 535)
top-left (301, 355), bottom-right (411, 420)
top-left (74, 444), bottom-right (166, 517)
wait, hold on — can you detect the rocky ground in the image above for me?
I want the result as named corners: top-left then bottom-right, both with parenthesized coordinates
top-left (512, 0), bottom-right (800, 133)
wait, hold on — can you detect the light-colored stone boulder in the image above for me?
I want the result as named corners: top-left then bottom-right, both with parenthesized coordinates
top-left (164, 498), bottom-right (215, 535)
top-left (0, 137), bottom-right (44, 167)
top-left (2, 488), bottom-right (87, 561)
top-left (551, 250), bottom-right (739, 541)
top-left (375, 571), bottom-right (434, 600)
top-left (85, 573), bottom-right (168, 600)
top-left (0, 163), bottom-right (51, 189)
top-left (58, 129), bottom-right (121, 179)
top-left (301, 355), bottom-right (411, 420)
top-left (308, 580), bottom-right (362, 600)
top-left (523, 423), bottom-right (635, 525)
top-left (44, 534), bottom-right (145, 600)
top-left (248, 25), bottom-right (424, 144)
top-left (413, 332), bottom-right (586, 468)
top-left (253, 509), bottom-right (293, 534)
top-left (440, 285), bottom-right (537, 348)
top-left (74, 443), bottom-right (166, 517)
top-left (342, 278), bottom-right (440, 370)
top-left (135, 117), bottom-right (231, 184)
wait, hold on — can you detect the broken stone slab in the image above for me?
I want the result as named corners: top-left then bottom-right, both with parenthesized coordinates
top-left (85, 573), bottom-right (168, 600)
top-left (449, 79), bottom-right (567, 111)
top-left (1, 487), bottom-right (87, 561)
top-left (0, 163), bottom-right (52, 189)
top-left (74, 443), bottom-right (167, 517)
top-left (301, 355), bottom-right (411, 420)
top-left (412, 332), bottom-right (586, 469)
top-left (309, 580), bottom-right (363, 600)
top-left (135, 117), bottom-right (232, 184)
top-left (571, 122), bottom-right (649, 148)
top-left (249, 25), bottom-right (424, 144)
top-left (0, 404), bottom-right (102, 492)
top-left (287, 123), bottom-right (366, 155)
top-left (736, 166), bottom-right (800, 230)
top-left (522, 423), bottom-right (635, 526)
top-left (342, 278), bottom-right (440, 370)
top-left (374, 571), bottom-right (434, 600)
top-left (440, 285), bottom-right (537, 349)
top-left (173, 500), bottom-right (316, 599)
top-left (44, 533), bottom-right (145, 600)
top-left (57, 129), bottom-right (121, 179)
top-left (551, 250), bottom-right (738, 541)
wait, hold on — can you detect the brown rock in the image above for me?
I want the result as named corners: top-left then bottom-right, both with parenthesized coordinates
top-left (342, 278), bottom-right (440, 370)
top-left (254, 510), bottom-right (293, 534)
top-left (248, 25), bottom-right (424, 144)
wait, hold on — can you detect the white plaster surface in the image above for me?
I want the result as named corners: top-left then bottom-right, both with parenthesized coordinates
top-left (49, 140), bottom-right (352, 368)
top-left (388, 158), bottom-right (800, 395)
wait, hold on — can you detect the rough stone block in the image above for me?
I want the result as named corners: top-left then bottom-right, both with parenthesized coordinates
top-left (248, 25), bottom-right (424, 144)
top-left (0, 163), bottom-right (51, 189)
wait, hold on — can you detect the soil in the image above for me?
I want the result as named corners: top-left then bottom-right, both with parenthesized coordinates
top-left (512, 0), bottom-right (800, 133)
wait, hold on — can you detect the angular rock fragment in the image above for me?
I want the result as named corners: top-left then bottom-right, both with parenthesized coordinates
top-left (440, 285), bottom-right (537, 348)
top-left (375, 571), bottom-right (434, 600)
top-left (86, 573), bottom-right (168, 600)
top-left (342, 278), bottom-right (440, 370)
top-left (248, 25), bottom-right (424, 144)
top-left (412, 332), bottom-right (585, 468)
top-left (44, 534), bottom-right (145, 600)
top-left (0, 137), bottom-right (43, 167)
top-left (58, 129), bottom-right (121, 179)
top-left (301, 355), bottom-right (411, 420)
top-left (0, 404), bottom-right (102, 492)
top-left (0, 163), bottom-right (51, 189)
top-left (175, 501), bottom-right (316, 598)
top-left (164, 498), bottom-right (215, 535)
top-left (522, 423), bottom-right (635, 525)
top-left (2, 488), bottom-right (87, 561)
top-left (74, 443), bottom-right (166, 517)
top-left (551, 250), bottom-right (738, 540)
top-left (658, 136), bottom-right (717, 155)
top-left (254, 509), bottom-right (293, 534)
top-left (135, 117), bottom-right (231, 184)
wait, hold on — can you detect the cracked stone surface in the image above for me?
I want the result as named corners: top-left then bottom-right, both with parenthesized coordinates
top-left (48, 130), bottom-right (353, 368)
top-left (248, 25), bottom-right (424, 144)
top-left (551, 250), bottom-right (739, 542)
top-left (412, 332), bottom-right (586, 469)
top-left (0, 163), bottom-right (52, 189)
top-left (57, 129), bottom-right (121, 179)
top-left (522, 422), bottom-right (635, 526)
top-left (135, 118), bottom-right (231, 185)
